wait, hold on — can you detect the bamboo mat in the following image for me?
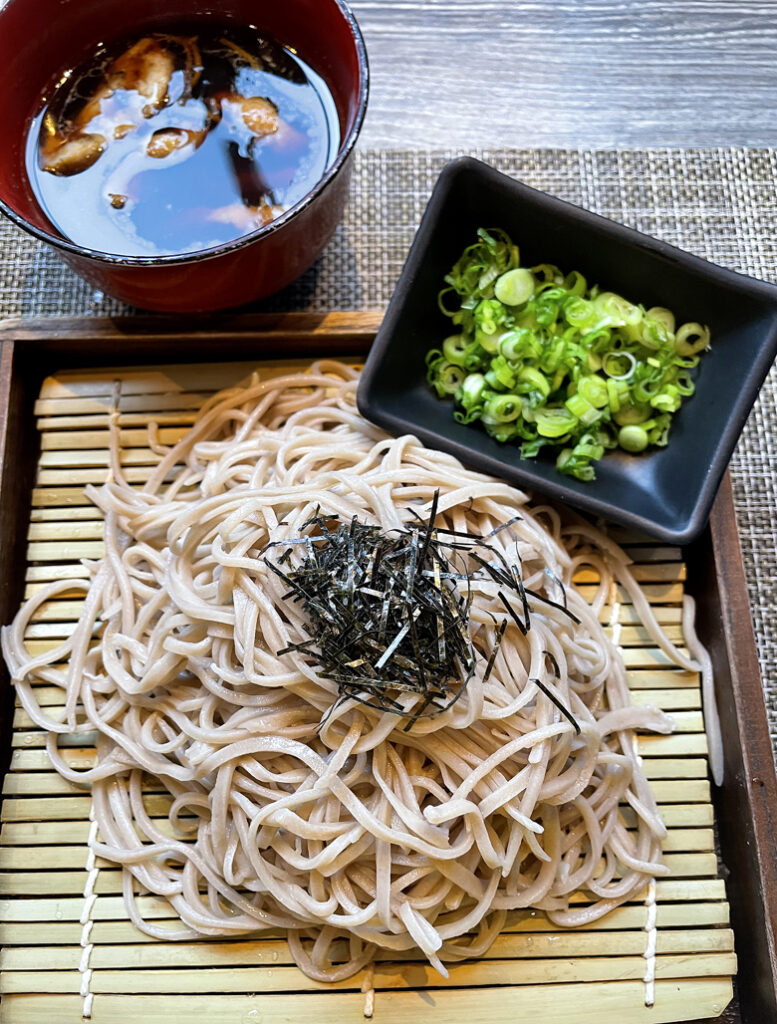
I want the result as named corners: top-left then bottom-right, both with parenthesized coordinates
top-left (0, 360), bottom-right (735, 1023)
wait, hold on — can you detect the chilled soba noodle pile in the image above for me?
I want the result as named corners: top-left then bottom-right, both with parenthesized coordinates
top-left (3, 361), bottom-right (713, 981)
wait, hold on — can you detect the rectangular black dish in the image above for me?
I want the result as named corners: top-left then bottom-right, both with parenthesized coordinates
top-left (357, 156), bottom-right (777, 543)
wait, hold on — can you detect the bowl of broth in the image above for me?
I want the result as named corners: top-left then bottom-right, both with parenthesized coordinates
top-left (0, 0), bottom-right (367, 311)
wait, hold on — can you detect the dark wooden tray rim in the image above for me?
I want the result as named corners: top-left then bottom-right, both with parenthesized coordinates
top-left (0, 314), bottom-right (774, 1024)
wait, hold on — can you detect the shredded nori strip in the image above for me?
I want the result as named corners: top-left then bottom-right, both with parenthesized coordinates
top-left (544, 567), bottom-right (568, 608)
top-left (264, 493), bottom-right (580, 729)
top-left (523, 587), bottom-right (581, 625)
top-left (483, 619), bottom-right (507, 682)
top-left (497, 590), bottom-right (528, 636)
top-left (530, 677), bottom-right (581, 735)
top-left (264, 502), bottom-right (479, 721)
top-left (543, 649), bottom-right (562, 678)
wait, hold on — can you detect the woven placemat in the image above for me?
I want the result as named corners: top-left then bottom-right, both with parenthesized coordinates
top-left (1, 146), bottom-right (776, 767)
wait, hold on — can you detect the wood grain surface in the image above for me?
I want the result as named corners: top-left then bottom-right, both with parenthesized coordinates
top-left (0, 0), bottom-right (773, 149)
top-left (349, 0), bottom-right (777, 149)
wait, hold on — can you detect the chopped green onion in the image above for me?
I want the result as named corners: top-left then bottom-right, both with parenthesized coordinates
top-left (518, 366), bottom-right (551, 398)
top-left (563, 296), bottom-right (596, 328)
top-left (536, 408), bottom-right (578, 438)
top-left (647, 306), bottom-right (676, 333)
top-left (565, 392), bottom-right (601, 426)
top-left (563, 270), bottom-right (587, 296)
top-left (499, 328), bottom-right (539, 362)
top-left (494, 267), bottom-right (534, 306)
top-left (613, 401), bottom-right (650, 426)
top-left (603, 351), bottom-right (637, 380)
top-left (457, 373), bottom-right (487, 408)
top-left (428, 228), bottom-right (711, 480)
top-left (485, 393), bottom-right (522, 422)
top-left (606, 377), bottom-right (626, 413)
top-left (438, 364), bottom-right (465, 394)
top-left (531, 263), bottom-right (563, 285)
top-left (674, 322), bottom-right (710, 356)
top-left (594, 291), bottom-right (643, 328)
top-left (442, 334), bottom-right (469, 366)
top-left (618, 424), bottom-right (649, 453)
top-left (577, 375), bottom-right (609, 409)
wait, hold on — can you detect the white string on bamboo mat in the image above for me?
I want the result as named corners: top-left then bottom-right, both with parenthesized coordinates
top-left (79, 804), bottom-right (99, 1019)
top-left (606, 578), bottom-right (658, 1008)
top-left (643, 877), bottom-right (658, 1007)
top-left (361, 963), bottom-right (375, 1018)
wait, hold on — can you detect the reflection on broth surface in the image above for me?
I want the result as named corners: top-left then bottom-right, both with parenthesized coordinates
top-left (26, 23), bottom-right (340, 257)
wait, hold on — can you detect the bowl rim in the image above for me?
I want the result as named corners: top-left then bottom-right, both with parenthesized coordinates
top-left (357, 155), bottom-right (777, 544)
top-left (0, 0), bottom-right (369, 267)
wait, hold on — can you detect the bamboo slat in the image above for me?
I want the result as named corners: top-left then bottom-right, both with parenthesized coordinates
top-left (1, 922), bottom-right (735, 963)
top-left (0, 981), bottom-right (737, 1024)
top-left (0, 360), bottom-right (735, 1024)
top-left (0, 952), bottom-right (740, 993)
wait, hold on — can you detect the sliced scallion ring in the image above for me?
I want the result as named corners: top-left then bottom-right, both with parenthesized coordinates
top-left (602, 351), bottom-right (637, 380)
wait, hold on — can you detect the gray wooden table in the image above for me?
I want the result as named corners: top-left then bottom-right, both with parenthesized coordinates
top-left (350, 0), bottom-right (777, 149)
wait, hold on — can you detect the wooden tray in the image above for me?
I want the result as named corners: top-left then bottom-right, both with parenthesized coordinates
top-left (0, 314), bottom-right (774, 1024)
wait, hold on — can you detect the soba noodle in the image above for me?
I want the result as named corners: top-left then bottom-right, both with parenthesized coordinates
top-left (2, 361), bottom-right (713, 981)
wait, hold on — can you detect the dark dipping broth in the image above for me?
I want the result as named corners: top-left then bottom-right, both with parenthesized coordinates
top-left (25, 22), bottom-right (340, 257)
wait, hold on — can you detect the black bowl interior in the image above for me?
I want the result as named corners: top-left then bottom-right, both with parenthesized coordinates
top-left (357, 157), bottom-right (777, 542)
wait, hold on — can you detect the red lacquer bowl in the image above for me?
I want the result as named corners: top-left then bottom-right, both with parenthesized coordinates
top-left (0, 0), bottom-right (368, 312)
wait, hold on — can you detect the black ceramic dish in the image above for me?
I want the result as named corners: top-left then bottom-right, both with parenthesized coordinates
top-left (357, 156), bottom-right (777, 542)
